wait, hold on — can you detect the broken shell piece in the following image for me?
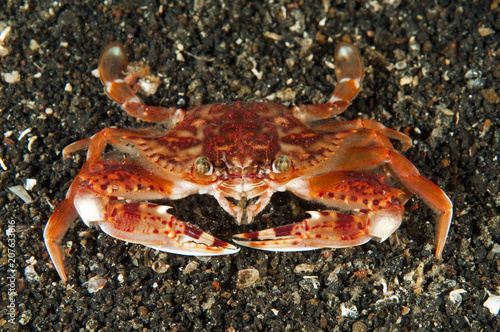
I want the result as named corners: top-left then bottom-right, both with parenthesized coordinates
top-left (340, 302), bottom-right (358, 318)
top-left (449, 289), bottom-right (467, 305)
top-left (25, 178), bottom-right (37, 191)
top-left (294, 263), bottom-right (314, 274)
top-left (8, 185), bottom-right (33, 203)
top-left (152, 261), bottom-right (169, 274)
top-left (484, 290), bottom-right (500, 315)
top-left (87, 275), bottom-right (107, 293)
top-left (183, 260), bottom-right (199, 275)
top-left (236, 268), bottom-right (259, 288)
top-left (446, 288), bottom-right (467, 315)
top-left (25, 265), bottom-right (39, 282)
top-left (325, 265), bottom-right (342, 285)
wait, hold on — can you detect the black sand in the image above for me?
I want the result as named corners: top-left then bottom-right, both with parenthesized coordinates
top-left (1, 1), bottom-right (499, 330)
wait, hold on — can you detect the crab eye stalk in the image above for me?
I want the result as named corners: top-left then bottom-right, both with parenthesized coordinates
top-left (195, 156), bottom-right (213, 175)
top-left (272, 154), bottom-right (291, 173)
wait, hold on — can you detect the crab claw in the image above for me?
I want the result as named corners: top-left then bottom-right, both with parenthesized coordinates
top-left (233, 207), bottom-right (403, 251)
top-left (45, 197), bottom-right (239, 282)
top-left (98, 217), bottom-right (239, 256)
top-left (88, 203), bottom-right (240, 256)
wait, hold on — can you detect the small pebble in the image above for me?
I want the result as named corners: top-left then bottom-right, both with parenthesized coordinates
top-left (395, 61), bottom-right (407, 70)
top-left (2, 71), bottom-right (21, 83)
top-left (352, 321), bottom-right (368, 332)
top-left (400, 76), bottom-right (413, 86)
top-left (29, 39), bottom-right (39, 51)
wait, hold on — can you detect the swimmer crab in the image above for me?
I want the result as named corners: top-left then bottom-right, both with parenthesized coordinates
top-left (44, 42), bottom-right (453, 282)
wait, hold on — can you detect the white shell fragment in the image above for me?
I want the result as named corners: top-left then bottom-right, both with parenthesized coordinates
top-left (484, 290), bottom-right (500, 315)
top-left (375, 278), bottom-right (400, 304)
top-left (91, 68), bottom-right (100, 78)
top-left (340, 302), bottom-right (359, 318)
top-left (300, 276), bottom-right (320, 290)
top-left (18, 128), bottom-right (31, 140)
top-left (446, 288), bottom-right (467, 314)
top-left (138, 78), bottom-right (160, 96)
top-left (0, 25), bottom-right (11, 56)
top-left (8, 185), bottom-right (33, 204)
top-left (28, 136), bottom-right (38, 152)
top-left (25, 265), bottom-right (39, 282)
top-left (25, 178), bottom-right (37, 191)
top-left (0, 25), bottom-right (11, 43)
top-left (449, 289), bottom-right (467, 306)
top-left (87, 275), bottom-right (107, 293)
top-left (0, 156), bottom-right (7, 170)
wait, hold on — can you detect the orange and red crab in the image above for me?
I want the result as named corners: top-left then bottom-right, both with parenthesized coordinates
top-left (44, 42), bottom-right (453, 282)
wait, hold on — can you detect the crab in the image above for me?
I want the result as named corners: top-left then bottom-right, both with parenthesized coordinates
top-left (44, 42), bottom-right (453, 282)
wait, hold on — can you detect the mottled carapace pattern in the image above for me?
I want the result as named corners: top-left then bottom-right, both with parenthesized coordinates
top-left (127, 102), bottom-right (340, 182)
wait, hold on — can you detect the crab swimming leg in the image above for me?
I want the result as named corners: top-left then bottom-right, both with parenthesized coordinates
top-left (233, 171), bottom-right (405, 252)
top-left (293, 43), bottom-right (364, 123)
top-left (99, 42), bottom-right (185, 125)
top-left (44, 160), bottom-right (238, 283)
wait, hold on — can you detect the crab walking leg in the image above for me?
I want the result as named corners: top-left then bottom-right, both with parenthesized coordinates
top-left (44, 161), bottom-right (238, 282)
top-left (44, 197), bottom-right (79, 283)
top-left (234, 171), bottom-right (405, 250)
top-left (332, 146), bottom-right (453, 258)
top-left (293, 43), bottom-right (363, 123)
top-left (99, 43), bottom-right (185, 125)
top-left (314, 119), bottom-right (412, 152)
top-left (62, 127), bottom-right (164, 162)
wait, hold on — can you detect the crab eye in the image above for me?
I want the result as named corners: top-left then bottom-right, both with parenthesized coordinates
top-left (272, 154), bottom-right (291, 173)
top-left (195, 156), bottom-right (213, 175)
